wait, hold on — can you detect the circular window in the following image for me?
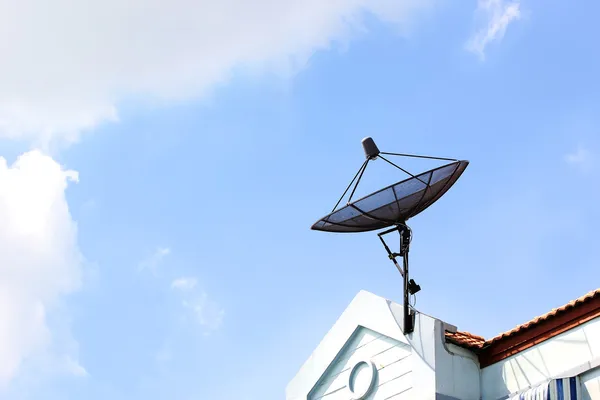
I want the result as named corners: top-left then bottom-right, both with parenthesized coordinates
top-left (347, 359), bottom-right (378, 400)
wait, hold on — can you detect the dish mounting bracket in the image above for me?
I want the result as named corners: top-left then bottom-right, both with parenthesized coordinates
top-left (378, 223), bottom-right (419, 335)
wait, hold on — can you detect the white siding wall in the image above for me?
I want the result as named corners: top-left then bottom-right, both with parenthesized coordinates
top-left (310, 327), bottom-right (413, 400)
top-left (581, 367), bottom-right (600, 400)
top-left (435, 340), bottom-right (480, 400)
top-left (481, 316), bottom-right (600, 400)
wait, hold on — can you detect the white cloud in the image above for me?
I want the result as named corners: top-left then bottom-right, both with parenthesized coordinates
top-left (466, 0), bottom-right (521, 59)
top-left (0, 151), bottom-right (84, 387)
top-left (171, 277), bottom-right (197, 291)
top-left (0, 0), bottom-right (433, 147)
top-left (138, 246), bottom-right (171, 274)
top-left (0, 0), bottom-right (432, 387)
top-left (565, 145), bottom-right (593, 172)
top-left (172, 277), bottom-right (224, 335)
top-left (183, 294), bottom-right (225, 335)
top-left (62, 355), bottom-right (89, 378)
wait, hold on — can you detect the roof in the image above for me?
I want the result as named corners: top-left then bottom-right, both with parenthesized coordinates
top-left (445, 288), bottom-right (600, 367)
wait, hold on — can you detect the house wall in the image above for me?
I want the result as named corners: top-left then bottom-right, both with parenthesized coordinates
top-left (309, 327), bottom-right (413, 400)
top-left (287, 290), bottom-right (600, 400)
top-left (388, 302), bottom-right (438, 400)
top-left (286, 291), bottom-right (418, 400)
top-left (435, 339), bottom-right (480, 400)
top-left (287, 291), bottom-right (462, 400)
top-left (481, 316), bottom-right (600, 400)
top-left (581, 366), bottom-right (600, 400)
top-left (391, 305), bottom-right (481, 400)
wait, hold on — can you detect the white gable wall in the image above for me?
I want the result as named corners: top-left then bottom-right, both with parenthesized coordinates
top-left (286, 291), bottom-right (414, 400)
top-left (309, 327), bottom-right (412, 400)
top-left (287, 290), bottom-right (442, 400)
top-left (388, 301), bottom-right (439, 399)
top-left (287, 290), bottom-right (480, 400)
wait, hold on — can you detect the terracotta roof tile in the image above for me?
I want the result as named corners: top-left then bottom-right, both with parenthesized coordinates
top-left (444, 288), bottom-right (600, 353)
top-left (484, 288), bottom-right (600, 345)
top-left (444, 330), bottom-right (485, 350)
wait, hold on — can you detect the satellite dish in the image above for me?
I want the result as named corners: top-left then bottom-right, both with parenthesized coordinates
top-left (312, 160), bottom-right (468, 233)
top-left (311, 137), bottom-right (469, 334)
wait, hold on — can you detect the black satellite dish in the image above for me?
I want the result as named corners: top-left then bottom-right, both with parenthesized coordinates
top-left (311, 137), bottom-right (469, 334)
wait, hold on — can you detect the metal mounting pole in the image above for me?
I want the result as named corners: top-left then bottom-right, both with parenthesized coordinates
top-left (377, 224), bottom-right (415, 335)
top-left (400, 226), bottom-right (413, 334)
top-left (402, 241), bottom-right (413, 334)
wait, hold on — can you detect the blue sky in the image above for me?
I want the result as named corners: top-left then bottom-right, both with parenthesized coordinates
top-left (0, 0), bottom-right (599, 399)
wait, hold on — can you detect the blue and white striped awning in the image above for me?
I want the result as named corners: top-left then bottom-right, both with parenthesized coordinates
top-left (509, 376), bottom-right (581, 400)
